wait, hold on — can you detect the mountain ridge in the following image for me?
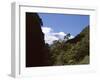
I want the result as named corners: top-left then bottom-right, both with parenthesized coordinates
top-left (49, 25), bottom-right (89, 65)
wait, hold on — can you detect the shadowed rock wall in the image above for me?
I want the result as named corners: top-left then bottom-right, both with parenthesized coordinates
top-left (26, 12), bottom-right (46, 67)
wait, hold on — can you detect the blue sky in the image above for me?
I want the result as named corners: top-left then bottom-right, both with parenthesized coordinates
top-left (38, 13), bottom-right (89, 44)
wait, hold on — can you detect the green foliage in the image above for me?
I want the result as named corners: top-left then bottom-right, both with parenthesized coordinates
top-left (47, 25), bottom-right (90, 65)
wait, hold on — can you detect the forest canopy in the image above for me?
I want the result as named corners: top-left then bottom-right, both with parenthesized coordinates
top-left (45, 25), bottom-right (90, 65)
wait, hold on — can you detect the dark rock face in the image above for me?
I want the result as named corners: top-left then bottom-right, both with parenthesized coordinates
top-left (26, 12), bottom-right (46, 67)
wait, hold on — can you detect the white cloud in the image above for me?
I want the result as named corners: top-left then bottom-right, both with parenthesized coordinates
top-left (69, 35), bottom-right (74, 39)
top-left (52, 32), bottom-right (66, 39)
top-left (42, 26), bottom-right (74, 44)
top-left (42, 27), bottom-right (52, 34)
top-left (42, 27), bottom-right (59, 44)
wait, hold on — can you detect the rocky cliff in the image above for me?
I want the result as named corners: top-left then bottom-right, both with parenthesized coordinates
top-left (26, 12), bottom-right (47, 67)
